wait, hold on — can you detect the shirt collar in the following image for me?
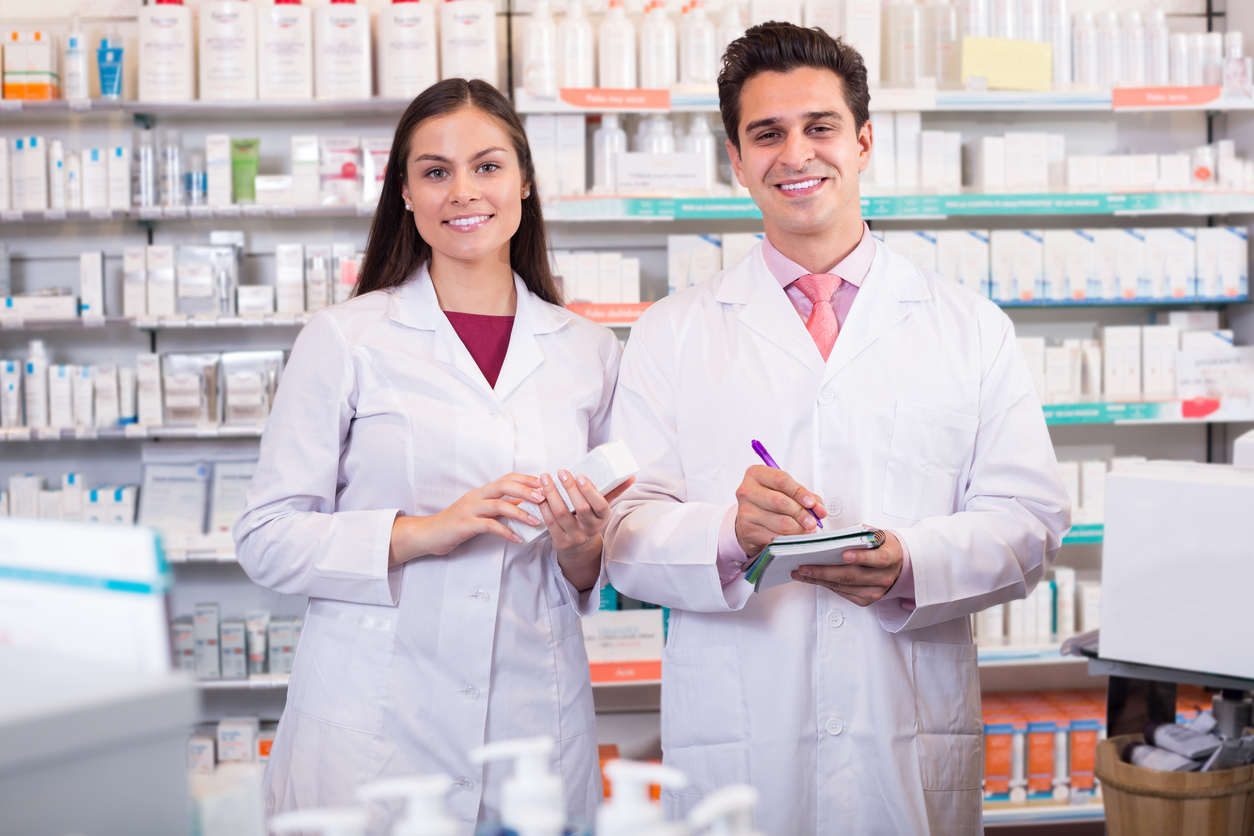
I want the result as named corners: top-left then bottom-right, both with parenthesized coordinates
top-left (761, 222), bottom-right (875, 290)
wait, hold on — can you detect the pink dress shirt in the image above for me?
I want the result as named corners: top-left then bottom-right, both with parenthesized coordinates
top-left (714, 224), bottom-right (916, 607)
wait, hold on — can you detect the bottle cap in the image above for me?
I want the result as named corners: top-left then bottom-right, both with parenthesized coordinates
top-left (358, 775), bottom-right (457, 836)
top-left (687, 785), bottom-right (763, 836)
top-left (597, 760), bottom-right (689, 836)
top-left (275, 0), bottom-right (303, 5)
top-left (468, 737), bottom-right (564, 833)
top-left (154, 0), bottom-right (185, 5)
top-left (330, 0), bottom-right (357, 4)
top-left (269, 808), bottom-right (368, 836)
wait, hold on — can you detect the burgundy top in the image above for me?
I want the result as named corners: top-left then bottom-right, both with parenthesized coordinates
top-left (445, 311), bottom-right (515, 388)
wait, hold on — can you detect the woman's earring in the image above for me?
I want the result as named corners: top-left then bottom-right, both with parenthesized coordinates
top-left (523, 189), bottom-right (531, 199)
top-left (404, 203), bottom-right (412, 211)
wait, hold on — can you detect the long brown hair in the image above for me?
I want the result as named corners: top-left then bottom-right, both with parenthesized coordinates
top-left (354, 79), bottom-right (562, 305)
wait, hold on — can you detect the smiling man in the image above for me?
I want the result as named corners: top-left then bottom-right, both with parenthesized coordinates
top-left (603, 23), bottom-right (1071, 836)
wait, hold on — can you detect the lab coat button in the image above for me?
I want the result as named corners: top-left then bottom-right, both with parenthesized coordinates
top-left (458, 777), bottom-right (475, 791)
top-left (464, 686), bottom-right (481, 700)
top-left (826, 717), bottom-right (844, 736)
top-left (827, 610), bottom-right (844, 628)
top-left (472, 589), bottom-right (490, 604)
top-left (825, 500), bottom-right (842, 515)
top-left (818, 388), bottom-right (835, 405)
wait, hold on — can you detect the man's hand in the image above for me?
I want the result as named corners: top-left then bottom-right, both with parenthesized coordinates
top-left (791, 531), bottom-right (905, 607)
top-left (734, 465), bottom-right (828, 558)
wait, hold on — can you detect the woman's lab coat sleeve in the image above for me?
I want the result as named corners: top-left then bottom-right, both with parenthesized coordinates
top-left (233, 312), bottom-right (402, 607)
top-left (874, 312), bottom-right (1071, 633)
top-left (603, 317), bottom-right (749, 614)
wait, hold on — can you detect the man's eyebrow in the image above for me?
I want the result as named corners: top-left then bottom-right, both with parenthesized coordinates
top-left (743, 112), bottom-right (844, 134)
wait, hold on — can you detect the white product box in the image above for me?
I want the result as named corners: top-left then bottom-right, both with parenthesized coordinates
top-left (1081, 345), bottom-right (1102, 397)
top-left (1046, 134), bottom-right (1066, 188)
top-left (291, 136), bottom-right (320, 206)
top-left (1004, 132), bottom-right (1048, 190)
top-left (919, 130), bottom-right (946, 189)
top-left (1195, 226), bottom-right (1248, 299)
top-left (0, 141), bottom-right (8, 212)
top-left (615, 153), bottom-right (708, 195)
top-left (1126, 154), bottom-right (1159, 192)
top-left (1034, 581), bottom-right (1054, 640)
top-left (552, 250), bottom-right (576, 299)
top-left (48, 365), bottom-right (73, 427)
top-left (1077, 581), bottom-right (1101, 632)
top-left (667, 235), bottom-right (722, 295)
top-left (581, 609), bottom-right (664, 669)
top-left (72, 366), bottom-right (94, 427)
top-left (81, 149), bottom-right (108, 209)
top-left (93, 365), bottom-right (120, 427)
top-left (1158, 154), bottom-right (1191, 190)
top-left (123, 247), bottom-right (147, 317)
top-left (219, 620), bottom-right (247, 680)
top-left (1097, 155), bottom-right (1132, 192)
top-left (360, 138), bottom-right (390, 203)
top-left (894, 112), bottom-right (921, 191)
top-left (193, 602), bottom-right (221, 680)
top-left (146, 244), bottom-right (177, 316)
top-left (939, 230), bottom-right (989, 296)
top-left (188, 735), bottom-right (216, 773)
top-left (1080, 460), bottom-right (1106, 522)
top-left (976, 604), bottom-right (1004, 641)
top-left (237, 285), bottom-right (275, 314)
top-left (574, 251), bottom-right (599, 302)
top-left (1042, 231), bottom-right (1069, 302)
top-left (1142, 228), bottom-right (1195, 300)
top-left (508, 441), bottom-right (639, 543)
top-left (525, 115), bottom-right (558, 200)
top-left (217, 716), bottom-right (258, 762)
top-left (1111, 228), bottom-right (1145, 300)
top-left (267, 618), bottom-right (296, 674)
top-left (37, 489), bottom-right (64, 521)
top-left (107, 147), bottom-right (130, 210)
top-left (8, 475), bottom-right (45, 519)
top-left (1051, 566), bottom-right (1076, 638)
top-left (1017, 336), bottom-right (1047, 399)
top-left (1057, 461), bottom-right (1080, 512)
top-left (990, 230), bottom-right (1043, 302)
top-left (883, 230), bottom-right (937, 273)
top-left (254, 175), bottom-right (294, 206)
top-left (305, 245), bottom-right (331, 312)
top-left (868, 112), bottom-right (896, 189)
top-left (61, 473), bottom-right (83, 520)
top-left (1090, 230), bottom-right (1120, 301)
top-left (24, 136), bottom-right (48, 211)
top-left (1066, 156), bottom-right (1099, 192)
top-left (556, 115), bottom-right (587, 196)
top-left (944, 132), bottom-right (962, 190)
top-left (621, 257), bottom-right (640, 304)
top-left (79, 252), bottom-right (105, 317)
top-left (1164, 310), bottom-right (1220, 332)
top-left (1141, 324), bottom-right (1180, 400)
top-left (172, 617), bottom-right (196, 672)
top-left (206, 134), bottom-right (233, 206)
top-left (1, 296), bottom-right (79, 320)
top-left (275, 243), bottom-right (305, 313)
top-left (1179, 329), bottom-right (1234, 351)
top-left (136, 355), bottom-right (162, 427)
top-left (1044, 346), bottom-right (1073, 400)
top-left (597, 252), bottom-right (622, 304)
top-left (1101, 326), bottom-right (1142, 401)
top-left (318, 138), bottom-right (362, 206)
top-left (1005, 597), bottom-right (1026, 640)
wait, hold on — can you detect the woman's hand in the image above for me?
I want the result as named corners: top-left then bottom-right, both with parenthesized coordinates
top-left (538, 470), bottom-right (636, 592)
top-left (389, 473), bottom-right (545, 566)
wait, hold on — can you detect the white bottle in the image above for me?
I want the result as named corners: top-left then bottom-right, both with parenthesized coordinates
top-left (1018, 0), bottom-right (1043, 42)
top-left (63, 18), bottom-right (91, 100)
top-left (315, 0), bottom-right (373, 100)
top-left (469, 738), bottom-right (568, 836)
top-left (1202, 32), bottom-right (1224, 86)
top-left (990, 0), bottom-right (1017, 40)
top-left (377, 0), bottom-right (439, 99)
top-left (1072, 10), bottom-right (1098, 90)
top-left (1121, 10), bottom-right (1146, 88)
top-left (557, 0), bottom-right (596, 88)
top-left (641, 115), bottom-right (675, 153)
top-left (258, 0), bottom-right (314, 100)
top-left (1144, 10), bottom-right (1169, 87)
top-left (596, 760), bottom-right (689, 836)
top-left (1188, 32), bottom-right (1207, 86)
top-left (441, 0), bottom-right (500, 87)
top-left (139, 0), bottom-right (196, 102)
top-left (929, 3), bottom-right (960, 86)
top-left (524, 0), bottom-right (559, 98)
top-left (681, 113), bottom-right (717, 190)
top-left (716, 2), bottom-right (745, 58)
top-left (1170, 32), bottom-right (1190, 87)
top-left (357, 775), bottom-right (458, 836)
top-left (269, 808), bottom-right (368, 836)
top-left (959, 0), bottom-right (989, 39)
top-left (1043, 0), bottom-right (1069, 86)
top-left (24, 340), bottom-right (49, 430)
top-left (687, 786), bottom-right (764, 836)
top-left (593, 113), bottom-right (627, 193)
top-left (639, 1), bottom-right (677, 90)
top-left (886, 4), bottom-right (924, 87)
top-left (1096, 10), bottom-right (1122, 89)
top-left (200, 0), bottom-right (258, 99)
top-left (599, 0), bottom-right (637, 89)
top-left (681, 0), bottom-right (717, 86)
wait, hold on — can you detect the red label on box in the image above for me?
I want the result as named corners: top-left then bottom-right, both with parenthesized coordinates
top-left (566, 302), bottom-right (652, 324)
top-left (560, 88), bottom-right (671, 110)
top-left (1112, 86), bottom-right (1222, 109)
top-left (589, 660), bottom-right (662, 683)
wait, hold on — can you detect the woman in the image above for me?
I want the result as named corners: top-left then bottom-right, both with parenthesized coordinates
top-left (234, 79), bottom-right (627, 831)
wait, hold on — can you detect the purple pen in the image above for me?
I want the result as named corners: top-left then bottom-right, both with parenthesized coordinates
top-left (751, 439), bottom-right (823, 530)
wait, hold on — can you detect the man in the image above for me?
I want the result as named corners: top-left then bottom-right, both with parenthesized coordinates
top-left (603, 23), bottom-right (1070, 836)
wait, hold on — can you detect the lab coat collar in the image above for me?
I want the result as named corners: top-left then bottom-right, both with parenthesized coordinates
top-left (387, 264), bottom-right (571, 400)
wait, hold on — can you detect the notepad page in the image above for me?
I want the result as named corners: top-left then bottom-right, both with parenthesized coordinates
top-left (755, 539), bottom-right (880, 592)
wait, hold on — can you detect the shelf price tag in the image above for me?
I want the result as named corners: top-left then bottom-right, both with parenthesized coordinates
top-left (272, 204), bottom-right (296, 218)
top-left (67, 98), bottom-right (92, 112)
top-left (1, 211), bottom-right (23, 223)
top-left (195, 423), bottom-right (220, 438)
top-left (82, 315), bottom-right (107, 328)
top-left (88, 209), bottom-right (113, 220)
top-left (0, 100), bottom-right (21, 113)
top-left (1, 317), bottom-right (25, 330)
top-left (137, 206), bottom-right (163, 220)
top-left (241, 205), bottom-right (267, 218)
top-left (43, 209), bottom-right (66, 221)
top-left (214, 205), bottom-right (242, 218)
top-left (124, 424), bottom-right (149, 438)
top-left (7, 428), bottom-right (31, 442)
top-left (188, 205), bottom-right (214, 219)
top-left (75, 426), bottom-right (99, 440)
top-left (37, 427), bottom-right (63, 440)
top-left (163, 206), bottom-right (188, 219)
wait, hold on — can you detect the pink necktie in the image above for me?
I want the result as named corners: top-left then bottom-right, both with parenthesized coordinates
top-left (793, 273), bottom-right (842, 361)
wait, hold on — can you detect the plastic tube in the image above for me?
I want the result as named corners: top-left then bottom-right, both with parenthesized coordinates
top-left (161, 129), bottom-right (183, 208)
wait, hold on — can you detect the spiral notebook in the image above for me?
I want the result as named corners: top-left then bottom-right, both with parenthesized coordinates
top-left (744, 525), bottom-right (887, 592)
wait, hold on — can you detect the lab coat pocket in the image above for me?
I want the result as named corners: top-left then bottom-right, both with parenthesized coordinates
top-left (912, 641), bottom-right (982, 792)
top-left (549, 602), bottom-right (595, 740)
top-left (883, 401), bottom-right (978, 521)
top-left (287, 603), bottom-right (397, 735)
top-left (661, 646), bottom-right (747, 749)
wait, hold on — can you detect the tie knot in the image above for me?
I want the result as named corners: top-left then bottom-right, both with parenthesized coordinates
top-left (793, 273), bottom-right (842, 305)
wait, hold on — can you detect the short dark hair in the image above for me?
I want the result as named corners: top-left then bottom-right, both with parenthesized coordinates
top-left (718, 22), bottom-right (871, 152)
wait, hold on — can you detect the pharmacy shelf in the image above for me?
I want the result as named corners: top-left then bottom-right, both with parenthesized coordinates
top-left (197, 674), bottom-right (290, 691)
top-left (0, 424), bottom-right (265, 442)
top-left (977, 642), bottom-right (1077, 667)
top-left (0, 314), bottom-right (310, 331)
top-left (0, 203), bottom-right (379, 225)
top-left (983, 802), bottom-right (1105, 826)
top-left (1042, 399), bottom-right (1254, 425)
top-left (0, 97), bottom-right (412, 121)
top-left (0, 98), bottom-right (125, 119)
top-left (1062, 524), bottom-right (1103, 545)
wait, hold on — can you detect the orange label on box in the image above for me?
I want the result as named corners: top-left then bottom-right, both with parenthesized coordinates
top-left (589, 660), bottom-right (662, 683)
top-left (1069, 730), bottom-right (1098, 790)
top-left (560, 88), bottom-right (671, 110)
top-left (566, 302), bottom-right (652, 325)
top-left (984, 732), bottom-right (1013, 794)
top-left (1112, 85), bottom-right (1223, 109)
top-left (258, 738), bottom-right (274, 758)
top-left (1027, 730), bottom-right (1055, 793)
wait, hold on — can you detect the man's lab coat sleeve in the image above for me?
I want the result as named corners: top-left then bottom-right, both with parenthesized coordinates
top-left (233, 312), bottom-right (402, 607)
top-left (603, 313), bottom-right (752, 613)
top-left (875, 311), bottom-right (1072, 633)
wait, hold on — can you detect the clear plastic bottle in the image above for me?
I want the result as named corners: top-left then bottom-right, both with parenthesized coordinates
top-left (681, 0), bottom-right (717, 86)
top-left (1144, 10), bottom-right (1169, 87)
top-left (1203, 32), bottom-right (1224, 85)
top-left (959, 0), bottom-right (989, 39)
top-left (1018, 0), bottom-right (1043, 42)
top-left (1072, 10), bottom-right (1098, 90)
top-left (990, 0), bottom-right (1017, 40)
top-left (928, 3), bottom-right (960, 86)
top-left (1170, 32), bottom-right (1191, 87)
top-left (681, 113), bottom-right (718, 191)
top-left (557, 0), bottom-right (596, 89)
top-left (639, 1), bottom-right (677, 90)
top-left (524, 0), bottom-right (559, 98)
top-left (641, 115), bottom-right (676, 153)
top-left (185, 150), bottom-right (208, 206)
top-left (593, 113), bottom-right (628, 193)
top-left (1121, 11), bottom-right (1145, 87)
top-left (599, 0), bottom-right (637, 89)
top-left (886, 4), bottom-right (924, 87)
top-left (133, 129), bottom-right (158, 208)
top-left (716, 2), bottom-right (745, 59)
top-left (1096, 10), bottom-right (1122, 90)
top-left (161, 129), bottom-right (184, 207)
top-left (63, 17), bottom-right (91, 100)
top-left (1043, 0), bottom-right (1069, 85)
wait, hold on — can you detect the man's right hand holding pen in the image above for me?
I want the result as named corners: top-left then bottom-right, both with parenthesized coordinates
top-left (733, 465), bottom-right (829, 559)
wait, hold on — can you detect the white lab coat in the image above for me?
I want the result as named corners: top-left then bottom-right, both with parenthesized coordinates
top-left (604, 241), bottom-right (1070, 836)
top-left (234, 267), bottom-right (621, 832)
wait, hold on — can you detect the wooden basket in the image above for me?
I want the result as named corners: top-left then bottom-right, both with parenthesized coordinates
top-left (1096, 734), bottom-right (1254, 836)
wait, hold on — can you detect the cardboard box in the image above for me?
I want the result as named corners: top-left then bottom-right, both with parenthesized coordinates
top-left (193, 602), bottom-right (221, 680)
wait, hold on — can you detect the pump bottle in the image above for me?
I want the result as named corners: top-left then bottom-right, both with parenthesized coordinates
top-left (680, 0), bottom-right (716, 86)
top-left (441, 0), bottom-right (500, 87)
top-left (199, 0), bottom-right (258, 100)
top-left (639, 1), bottom-right (677, 89)
top-left (315, 0), bottom-right (373, 100)
top-left (681, 113), bottom-right (717, 192)
top-left (358, 774), bottom-right (458, 836)
top-left (599, 0), bottom-right (637, 89)
top-left (378, 0), bottom-right (439, 99)
top-left (715, 3), bottom-right (744, 61)
top-left (593, 113), bottom-right (628, 193)
top-left (469, 736), bottom-right (582, 836)
top-left (524, 0), bottom-right (559, 98)
top-left (687, 785), bottom-right (764, 836)
top-left (557, 0), bottom-right (596, 88)
top-left (138, 0), bottom-right (196, 102)
top-left (258, 0), bottom-right (314, 100)
top-left (596, 760), bottom-right (689, 836)
top-left (269, 807), bottom-right (368, 836)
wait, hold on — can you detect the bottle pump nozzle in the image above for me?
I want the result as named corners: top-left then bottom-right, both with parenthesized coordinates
top-left (686, 785), bottom-right (763, 836)
top-left (269, 807), bottom-right (368, 836)
top-left (357, 774), bottom-right (458, 836)
top-left (468, 736), bottom-right (564, 832)
top-left (597, 760), bottom-right (689, 836)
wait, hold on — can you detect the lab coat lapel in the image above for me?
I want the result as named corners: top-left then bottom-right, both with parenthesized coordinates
top-left (822, 240), bottom-right (931, 386)
top-left (493, 274), bottom-right (570, 401)
top-left (715, 246), bottom-right (827, 378)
